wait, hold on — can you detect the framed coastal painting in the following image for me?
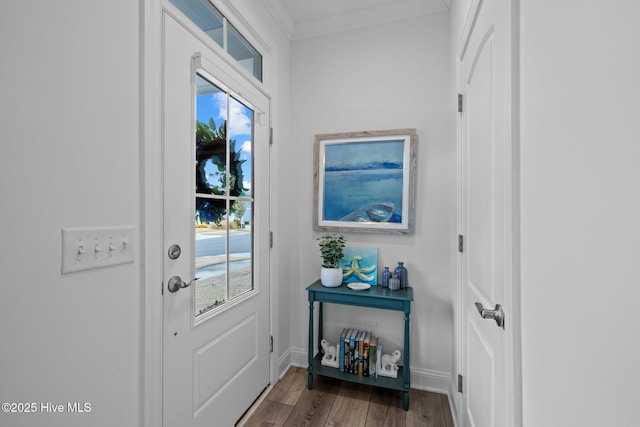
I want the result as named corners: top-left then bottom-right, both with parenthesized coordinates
top-left (313, 129), bottom-right (417, 234)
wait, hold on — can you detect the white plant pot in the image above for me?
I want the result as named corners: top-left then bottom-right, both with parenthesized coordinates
top-left (320, 267), bottom-right (343, 287)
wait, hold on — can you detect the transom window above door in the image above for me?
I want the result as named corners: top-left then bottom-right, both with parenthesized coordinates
top-left (168, 0), bottom-right (263, 81)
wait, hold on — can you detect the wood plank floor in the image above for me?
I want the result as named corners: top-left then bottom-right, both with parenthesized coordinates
top-left (237, 367), bottom-right (455, 427)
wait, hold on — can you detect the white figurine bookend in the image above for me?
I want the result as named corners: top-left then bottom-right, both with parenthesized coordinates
top-left (378, 350), bottom-right (402, 378)
top-left (320, 339), bottom-right (339, 368)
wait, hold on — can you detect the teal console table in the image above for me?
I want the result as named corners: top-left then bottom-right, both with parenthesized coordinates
top-left (306, 280), bottom-right (413, 410)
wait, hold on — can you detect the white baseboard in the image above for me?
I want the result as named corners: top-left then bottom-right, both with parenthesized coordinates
top-left (287, 347), bottom-right (308, 370)
top-left (276, 346), bottom-right (298, 379)
top-left (409, 366), bottom-right (450, 394)
top-left (448, 377), bottom-right (460, 427)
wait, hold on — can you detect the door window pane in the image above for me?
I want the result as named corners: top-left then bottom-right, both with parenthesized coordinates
top-left (196, 75), bottom-right (228, 196)
top-left (229, 201), bottom-right (252, 300)
top-left (195, 73), bottom-right (255, 317)
top-left (228, 96), bottom-right (253, 198)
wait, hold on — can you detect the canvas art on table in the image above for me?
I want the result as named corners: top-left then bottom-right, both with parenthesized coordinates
top-left (339, 247), bottom-right (378, 286)
top-left (314, 129), bottom-right (417, 234)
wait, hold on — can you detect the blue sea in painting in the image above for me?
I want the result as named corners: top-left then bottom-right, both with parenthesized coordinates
top-left (323, 139), bottom-right (405, 223)
top-left (323, 168), bottom-right (403, 222)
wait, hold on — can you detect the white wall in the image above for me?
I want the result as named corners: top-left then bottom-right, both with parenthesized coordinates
top-left (0, 2), bottom-right (141, 427)
top-left (520, 1), bottom-right (640, 425)
top-left (288, 12), bottom-right (455, 391)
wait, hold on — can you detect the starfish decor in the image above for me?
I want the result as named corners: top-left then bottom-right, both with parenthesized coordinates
top-left (342, 255), bottom-right (376, 282)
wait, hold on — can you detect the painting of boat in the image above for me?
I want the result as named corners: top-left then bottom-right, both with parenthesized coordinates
top-left (340, 202), bottom-right (395, 223)
top-left (313, 129), bottom-right (416, 233)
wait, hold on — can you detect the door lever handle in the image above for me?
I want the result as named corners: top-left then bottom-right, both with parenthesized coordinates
top-left (167, 276), bottom-right (198, 293)
top-left (475, 302), bottom-right (505, 329)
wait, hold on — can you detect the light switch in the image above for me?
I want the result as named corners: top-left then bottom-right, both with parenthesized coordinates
top-left (61, 226), bottom-right (135, 274)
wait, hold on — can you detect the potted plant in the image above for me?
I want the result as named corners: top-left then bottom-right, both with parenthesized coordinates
top-left (317, 234), bottom-right (346, 287)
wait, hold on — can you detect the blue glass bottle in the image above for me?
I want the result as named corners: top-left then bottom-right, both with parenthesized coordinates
top-left (394, 262), bottom-right (408, 289)
top-left (388, 274), bottom-right (401, 291)
top-left (381, 266), bottom-right (391, 288)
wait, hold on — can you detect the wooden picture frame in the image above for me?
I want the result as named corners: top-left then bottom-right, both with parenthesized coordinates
top-left (313, 129), bottom-right (417, 234)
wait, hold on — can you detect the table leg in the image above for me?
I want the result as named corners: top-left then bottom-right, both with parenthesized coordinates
top-left (403, 310), bottom-right (411, 410)
top-left (308, 297), bottom-right (314, 389)
top-left (318, 302), bottom-right (324, 352)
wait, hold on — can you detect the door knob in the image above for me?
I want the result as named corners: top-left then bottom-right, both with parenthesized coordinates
top-left (167, 276), bottom-right (198, 293)
top-left (475, 302), bottom-right (505, 329)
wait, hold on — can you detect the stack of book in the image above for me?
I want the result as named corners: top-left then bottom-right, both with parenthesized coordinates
top-left (337, 328), bottom-right (383, 378)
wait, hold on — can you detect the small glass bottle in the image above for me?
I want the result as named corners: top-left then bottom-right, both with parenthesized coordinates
top-left (381, 266), bottom-right (391, 288)
top-left (389, 274), bottom-right (401, 291)
top-left (394, 262), bottom-right (409, 289)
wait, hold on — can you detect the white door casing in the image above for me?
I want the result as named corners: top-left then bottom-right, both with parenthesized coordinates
top-left (458, 0), bottom-right (515, 426)
top-left (162, 11), bottom-right (270, 427)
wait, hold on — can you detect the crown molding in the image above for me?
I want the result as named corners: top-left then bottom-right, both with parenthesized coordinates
top-left (291, 0), bottom-right (450, 41)
top-left (261, 0), bottom-right (295, 40)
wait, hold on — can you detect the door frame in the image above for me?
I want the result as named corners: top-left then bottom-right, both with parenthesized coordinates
top-left (454, 0), bottom-right (522, 426)
top-left (140, 1), bottom-right (276, 426)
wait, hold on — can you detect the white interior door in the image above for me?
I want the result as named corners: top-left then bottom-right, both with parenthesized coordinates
top-left (162, 12), bottom-right (270, 427)
top-left (459, 0), bottom-right (513, 426)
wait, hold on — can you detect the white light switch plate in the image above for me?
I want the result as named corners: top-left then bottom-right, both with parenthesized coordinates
top-left (61, 226), bottom-right (135, 274)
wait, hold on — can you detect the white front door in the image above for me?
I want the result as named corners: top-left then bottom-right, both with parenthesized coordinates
top-left (162, 12), bottom-right (270, 427)
top-left (459, 0), bottom-right (514, 426)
